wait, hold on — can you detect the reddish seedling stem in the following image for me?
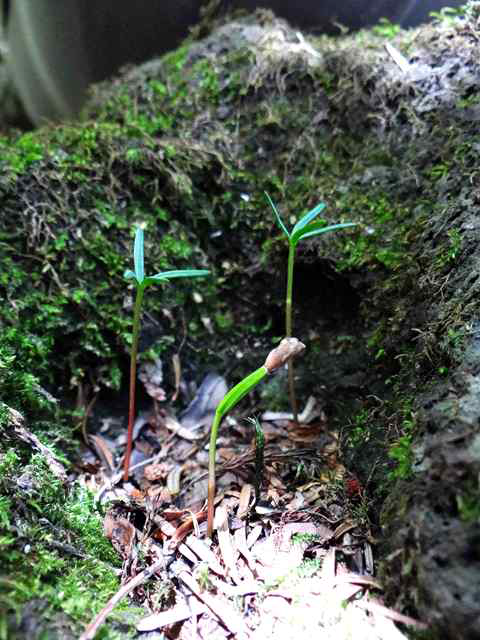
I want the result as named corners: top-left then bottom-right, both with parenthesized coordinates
top-left (123, 284), bottom-right (144, 482)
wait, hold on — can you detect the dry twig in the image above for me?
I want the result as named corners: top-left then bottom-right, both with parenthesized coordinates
top-left (79, 557), bottom-right (165, 640)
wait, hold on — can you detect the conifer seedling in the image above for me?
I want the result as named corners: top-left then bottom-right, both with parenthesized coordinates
top-left (207, 337), bottom-right (305, 537)
top-left (265, 192), bottom-right (356, 422)
top-left (123, 228), bottom-right (209, 481)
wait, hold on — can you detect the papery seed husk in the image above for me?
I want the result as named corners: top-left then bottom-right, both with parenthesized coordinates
top-left (264, 337), bottom-right (306, 373)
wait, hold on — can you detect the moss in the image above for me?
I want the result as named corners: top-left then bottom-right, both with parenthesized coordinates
top-left (2, 5), bottom-right (465, 471)
top-left (214, 310), bottom-right (234, 331)
top-left (0, 138), bottom-right (215, 395)
top-left (0, 132), bottom-right (44, 174)
top-left (0, 450), bottom-right (130, 638)
top-left (1, 550), bottom-right (129, 639)
top-left (456, 472), bottom-right (480, 524)
top-left (387, 417), bottom-right (416, 480)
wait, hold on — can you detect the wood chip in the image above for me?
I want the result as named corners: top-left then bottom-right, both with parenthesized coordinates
top-left (356, 598), bottom-right (428, 629)
top-left (215, 505), bottom-right (240, 583)
top-left (246, 524), bottom-right (263, 549)
top-left (333, 520), bottom-right (357, 540)
top-left (384, 42), bottom-right (411, 73)
top-left (321, 547), bottom-right (336, 580)
top-left (237, 484), bottom-right (253, 519)
top-left (233, 524), bottom-right (257, 574)
top-left (163, 414), bottom-right (204, 441)
top-left (137, 601), bottom-right (209, 631)
top-left (184, 534), bottom-right (225, 576)
top-left (179, 570), bottom-right (248, 637)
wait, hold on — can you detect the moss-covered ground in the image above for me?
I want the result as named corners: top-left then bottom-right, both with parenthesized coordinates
top-left (1, 3), bottom-right (480, 638)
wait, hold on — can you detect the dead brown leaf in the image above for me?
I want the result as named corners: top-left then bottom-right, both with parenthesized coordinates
top-left (103, 513), bottom-right (136, 559)
top-left (89, 434), bottom-right (115, 474)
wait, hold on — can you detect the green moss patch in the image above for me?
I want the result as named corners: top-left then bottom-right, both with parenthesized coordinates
top-left (0, 448), bottom-right (134, 638)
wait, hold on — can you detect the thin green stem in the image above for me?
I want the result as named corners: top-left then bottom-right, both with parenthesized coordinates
top-left (207, 410), bottom-right (222, 538)
top-left (286, 243), bottom-right (295, 337)
top-left (286, 243), bottom-right (298, 422)
top-left (207, 365), bottom-right (268, 537)
top-left (123, 284), bottom-right (145, 482)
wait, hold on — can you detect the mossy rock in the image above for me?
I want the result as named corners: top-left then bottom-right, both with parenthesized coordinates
top-left (1, 3), bottom-right (480, 638)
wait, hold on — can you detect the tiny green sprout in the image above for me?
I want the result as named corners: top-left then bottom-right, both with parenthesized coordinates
top-left (252, 416), bottom-right (265, 502)
top-left (195, 563), bottom-right (211, 591)
top-left (207, 337), bottom-right (305, 537)
top-left (123, 228), bottom-right (209, 481)
top-left (265, 192), bottom-right (357, 422)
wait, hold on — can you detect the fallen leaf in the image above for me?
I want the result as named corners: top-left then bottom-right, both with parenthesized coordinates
top-left (180, 373), bottom-right (228, 430)
top-left (171, 510), bottom-right (208, 547)
top-left (333, 520), bottom-right (357, 540)
top-left (261, 396), bottom-right (322, 423)
top-left (246, 525), bottom-right (263, 549)
top-left (103, 514), bottom-right (136, 559)
top-left (211, 577), bottom-right (259, 597)
top-left (166, 465), bottom-right (184, 494)
top-left (89, 434), bottom-right (115, 474)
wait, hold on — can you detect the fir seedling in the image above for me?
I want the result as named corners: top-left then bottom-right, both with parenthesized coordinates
top-left (207, 337), bottom-right (305, 537)
top-left (123, 228), bottom-right (209, 481)
top-left (265, 192), bottom-right (356, 422)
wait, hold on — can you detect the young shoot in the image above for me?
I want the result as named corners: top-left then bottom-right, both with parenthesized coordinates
top-left (207, 337), bottom-right (305, 537)
top-left (123, 228), bottom-right (209, 481)
top-left (245, 416), bottom-right (265, 503)
top-left (265, 192), bottom-right (356, 422)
